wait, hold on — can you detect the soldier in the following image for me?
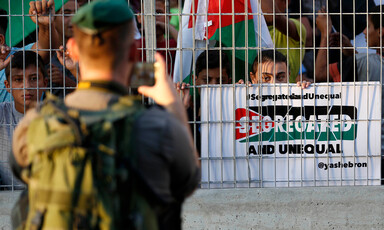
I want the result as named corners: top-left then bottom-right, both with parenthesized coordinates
top-left (11, 0), bottom-right (200, 229)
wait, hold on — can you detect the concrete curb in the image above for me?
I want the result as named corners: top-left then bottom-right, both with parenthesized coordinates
top-left (182, 187), bottom-right (384, 229)
top-left (2, 187), bottom-right (384, 229)
top-left (0, 191), bottom-right (20, 230)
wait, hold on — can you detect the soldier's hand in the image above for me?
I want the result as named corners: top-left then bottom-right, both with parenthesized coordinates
top-left (29, 0), bottom-right (55, 26)
top-left (0, 45), bottom-right (11, 71)
top-left (138, 53), bottom-right (178, 106)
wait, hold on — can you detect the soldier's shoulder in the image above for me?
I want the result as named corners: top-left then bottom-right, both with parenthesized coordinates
top-left (135, 104), bottom-right (185, 135)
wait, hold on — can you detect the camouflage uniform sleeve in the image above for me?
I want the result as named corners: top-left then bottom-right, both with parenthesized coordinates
top-left (12, 109), bottom-right (39, 169)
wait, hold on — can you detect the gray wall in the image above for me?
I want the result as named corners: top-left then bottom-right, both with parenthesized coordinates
top-left (0, 191), bottom-right (20, 230)
top-left (2, 187), bottom-right (384, 229)
top-left (182, 187), bottom-right (384, 229)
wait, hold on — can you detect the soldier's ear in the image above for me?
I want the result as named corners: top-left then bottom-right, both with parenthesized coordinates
top-left (66, 38), bottom-right (79, 62)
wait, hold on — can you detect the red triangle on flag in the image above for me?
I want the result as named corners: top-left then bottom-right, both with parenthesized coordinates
top-left (188, 0), bottom-right (253, 40)
top-left (235, 108), bottom-right (275, 140)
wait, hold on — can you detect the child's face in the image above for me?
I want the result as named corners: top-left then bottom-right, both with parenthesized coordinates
top-left (155, 1), bottom-right (166, 25)
top-left (4, 65), bottom-right (47, 113)
top-left (196, 68), bottom-right (229, 85)
top-left (196, 67), bottom-right (230, 94)
top-left (251, 61), bottom-right (288, 84)
top-left (363, 16), bottom-right (381, 48)
top-left (155, 1), bottom-right (171, 39)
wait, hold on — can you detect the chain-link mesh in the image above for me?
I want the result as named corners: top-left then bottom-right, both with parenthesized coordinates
top-left (0, 0), bottom-right (383, 190)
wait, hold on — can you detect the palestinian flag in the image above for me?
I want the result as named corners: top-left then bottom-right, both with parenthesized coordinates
top-left (173, 0), bottom-right (273, 83)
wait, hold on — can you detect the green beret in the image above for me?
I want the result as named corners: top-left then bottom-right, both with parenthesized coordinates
top-left (71, 0), bottom-right (134, 34)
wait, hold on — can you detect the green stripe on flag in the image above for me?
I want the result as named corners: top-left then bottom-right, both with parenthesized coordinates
top-left (0, 0), bottom-right (68, 47)
top-left (209, 19), bottom-right (257, 82)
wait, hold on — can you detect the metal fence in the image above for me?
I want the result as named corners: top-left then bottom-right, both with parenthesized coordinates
top-left (0, 0), bottom-right (383, 190)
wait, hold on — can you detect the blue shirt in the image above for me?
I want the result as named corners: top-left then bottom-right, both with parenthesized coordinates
top-left (0, 101), bottom-right (24, 187)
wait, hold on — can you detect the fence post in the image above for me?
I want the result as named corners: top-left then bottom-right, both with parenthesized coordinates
top-left (143, 0), bottom-right (156, 63)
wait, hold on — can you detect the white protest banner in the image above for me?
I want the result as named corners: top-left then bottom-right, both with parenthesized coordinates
top-left (200, 83), bottom-right (381, 188)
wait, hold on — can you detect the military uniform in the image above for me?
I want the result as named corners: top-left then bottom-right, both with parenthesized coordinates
top-left (13, 81), bottom-right (200, 229)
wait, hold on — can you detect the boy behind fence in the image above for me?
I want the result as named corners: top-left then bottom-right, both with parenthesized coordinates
top-left (0, 50), bottom-right (47, 188)
top-left (250, 50), bottom-right (311, 88)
